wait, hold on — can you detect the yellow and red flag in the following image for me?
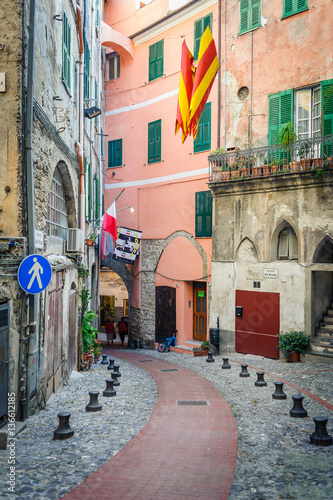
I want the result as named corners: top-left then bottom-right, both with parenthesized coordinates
top-left (175, 40), bottom-right (195, 143)
top-left (188, 26), bottom-right (219, 139)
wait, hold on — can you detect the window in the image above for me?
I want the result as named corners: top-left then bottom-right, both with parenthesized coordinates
top-left (239, 0), bottom-right (261, 34)
top-left (195, 191), bottom-right (212, 237)
top-left (194, 13), bottom-right (212, 60)
top-left (62, 11), bottom-right (71, 90)
top-left (194, 103), bottom-right (211, 153)
top-left (108, 139), bottom-right (123, 168)
top-left (46, 167), bottom-right (69, 239)
top-left (282, 0), bottom-right (308, 19)
top-left (108, 53), bottom-right (120, 80)
top-left (84, 42), bottom-right (90, 99)
top-left (148, 120), bottom-right (161, 163)
top-left (269, 80), bottom-right (333, 145)
top-left (149, 40), bottom-right (163, 82)
top-left (278, 226), bottom-right (298, 260)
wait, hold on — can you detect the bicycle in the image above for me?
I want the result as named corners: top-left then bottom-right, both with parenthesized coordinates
top-left (157, 331), bottom-right (178, 352)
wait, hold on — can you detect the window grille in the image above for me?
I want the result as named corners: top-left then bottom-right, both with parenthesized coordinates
top-left (46, 167), bottom-right (69, 239)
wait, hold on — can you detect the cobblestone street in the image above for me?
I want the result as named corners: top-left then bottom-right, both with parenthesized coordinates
top-left (0, 350), bottom-right (332, 499)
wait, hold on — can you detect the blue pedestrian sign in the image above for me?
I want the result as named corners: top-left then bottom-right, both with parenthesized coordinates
top-left (18, 254), bottom-right (52, 294)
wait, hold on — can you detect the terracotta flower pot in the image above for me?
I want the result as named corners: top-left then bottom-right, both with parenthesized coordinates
top-left (86, 239), bottom-right (94, 246)
top-left (287, 350), bottom-right (300, 363)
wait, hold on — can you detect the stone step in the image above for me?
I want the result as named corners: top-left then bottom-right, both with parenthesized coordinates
top-left (305, 350), bottom-right (333, 363)
top-left (325, 309), bottom-right (333, 317)
top-left (316, 328), bottom-right (333, 336)
top-left (310, 343), bottom-right (333, 354)
top-left (321, 316), bottom-right (333, 325)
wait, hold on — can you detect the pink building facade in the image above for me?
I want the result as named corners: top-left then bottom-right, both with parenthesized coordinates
top-left (102, 0), bottom-right (218, 348)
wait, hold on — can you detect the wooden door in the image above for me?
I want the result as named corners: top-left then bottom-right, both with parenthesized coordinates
top-left (235, 290), bottom-right (280, 359)
top-left (155, 287), bottom-right (176, 343)
top-left (193, 285), bottom-right (207, 341)
top-left (0, 304), bottom-right (9, 426)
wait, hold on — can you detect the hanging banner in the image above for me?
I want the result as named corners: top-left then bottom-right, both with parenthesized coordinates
top-left (115, 227), bottom-right (142, 265)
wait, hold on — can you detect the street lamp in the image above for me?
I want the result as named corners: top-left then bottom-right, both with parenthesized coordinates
top-left (84, 106), bottom-right (101, 119)
top-left (116, 206), bottom-right (135, 213)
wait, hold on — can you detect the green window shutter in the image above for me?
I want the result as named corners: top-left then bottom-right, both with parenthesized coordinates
top-left (84, 43), bottom-right (90, 99)
top-left (62, 12), bottom-right (71, 90)
top-left (321, 79), bottom-right (333, 157)
top-left (240, 0), bottom-right (261, 34)
top-left (84, 157), bottom-right (87, 219)
top-left (149, 40), bottom-right (164, 82)
top-left (283, 0), bottom-right (307, 18)
top-left (251, 0), bottom-right (261, 28)
top-left (148, 120), bottom-right (161, 164)
top-left (88, 163), bottom-right (91, 221)
top-left (194, 103), bottom-right (211, 153)
top-left (194, 13), bottom-right (212, 60)
top-left (108, 139), bottom-right (122, 167)
top-left (94, 173), bottom-right (99, 221)
top-left (195, 191), bottom-right (212, 238)
top-left (268, 89), bottom-right (294, 145)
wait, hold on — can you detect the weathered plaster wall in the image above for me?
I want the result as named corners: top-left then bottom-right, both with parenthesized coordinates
top-left (210, 172), bottom-right (333, 350)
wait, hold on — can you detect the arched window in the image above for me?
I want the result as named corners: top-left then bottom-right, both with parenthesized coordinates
top-left (46, 167), bottom-right (69, 239)
top-left (278, 226), bottom-right (298, 260)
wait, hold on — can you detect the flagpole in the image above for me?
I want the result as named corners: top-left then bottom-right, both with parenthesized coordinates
top-left (115, 188), bottom-right (125, 202)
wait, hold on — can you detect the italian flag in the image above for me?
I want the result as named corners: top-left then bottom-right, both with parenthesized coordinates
top-left (101, 201), bottom-right (117, 259)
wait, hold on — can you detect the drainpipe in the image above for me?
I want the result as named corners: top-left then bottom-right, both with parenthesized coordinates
top-left (77, 4), bottom-right (85, 249)
top-left (25, 0), bottom-right (37, 417)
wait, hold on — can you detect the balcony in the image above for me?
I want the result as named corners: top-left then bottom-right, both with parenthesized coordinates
top-left (208, 135), bottom-right (333, 183)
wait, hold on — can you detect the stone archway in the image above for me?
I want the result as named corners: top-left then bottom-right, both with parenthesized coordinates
top-left (139, 231), bottom-right (208, 347)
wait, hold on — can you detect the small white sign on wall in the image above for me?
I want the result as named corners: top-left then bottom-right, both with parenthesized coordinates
top-left (0, 73), bottom-right (5, 92)
top-left (263, 268), bottom-right (279, 279)
top-left (35, 230), bottom-right (44, 250)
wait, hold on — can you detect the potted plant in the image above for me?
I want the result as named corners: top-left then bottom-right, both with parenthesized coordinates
top-left (86, 232), bottom-right (98, 246)
top-left (278, 122), bottom-right (297, 168)
top-left (92, 338), bottom-right (102, 361)
top-left (193, 346), bottom-right (206, 357)
top-left (277, 330), bottom-right (311, 362)
top-left (297, 140), bottom-right (313, 170)
top-left (80, 289), bottom-right (99, 367)
top-left (201, 340), bottom-right (210, 352)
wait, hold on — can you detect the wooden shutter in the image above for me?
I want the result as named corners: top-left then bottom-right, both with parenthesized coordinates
top-left (154, 120), bottom-right (161, 162)
top-left (148, 120), bottom-right (161, 164)
top-left (321, 79), bottom-right (333, 157)
top-left (240, 0), bottom-right (249, 33)
top-left (194, 14), bottom-right (212, 60)
top-left (290, 230), bottom-right (298, 259)
top-left (284, 0), bottom-right (307, 17)
top-left (195, 191), bottom-right (212, 237)
top-left (194, 103), bottom-right (211, 153)
top-left (149, 41), bottom-right (163, 81)
top-left (88, 163), bottom-right (91, 221)
top-left (284, 0), bottom-right (293, 16)
top-left (62, 12), bottom-right (71, 89)
top-left (268, 90), bottom-right (293, 145)
top-left (251, 0), bottom-right (261, 29)
top-left (94, 173), bottom-right (98, 221)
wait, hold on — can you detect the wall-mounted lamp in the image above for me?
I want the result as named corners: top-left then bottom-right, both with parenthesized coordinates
top-left (116, 205), bottom-right (135, 213)
top-left (84, 106), bottom-right (101, 119)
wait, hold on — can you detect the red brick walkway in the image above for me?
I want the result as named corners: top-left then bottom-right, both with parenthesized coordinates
top-left (62, 351), bottom-right (237, 500)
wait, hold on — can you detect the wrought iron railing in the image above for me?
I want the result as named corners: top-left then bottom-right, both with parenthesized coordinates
top-left (208, 134), bottom-right (333, 182)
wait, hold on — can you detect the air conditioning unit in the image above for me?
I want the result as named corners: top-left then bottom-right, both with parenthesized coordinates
top-left (66, 228), bottom-right (83, 253)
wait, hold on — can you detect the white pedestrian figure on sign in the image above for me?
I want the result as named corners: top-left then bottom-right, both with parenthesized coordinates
top-left (27, 257), bottom-right (43, 290)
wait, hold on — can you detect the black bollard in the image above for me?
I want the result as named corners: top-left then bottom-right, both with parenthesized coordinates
top-left (113, 365), bottom-right (121, 377)
top-left (255, 371), bottom-right (267, 387)
top-left (101, 354), bottom-right (108, 365)
top-left (111, 372), bottom-right (120, 386)
top-left (272, 382), bottom-right (287, 400)
top-left (310, 417), bottom-right (333, 446)
top-left (206, 352), bottom-right (214, 363)
top-left (53, 412), bottom-right (74, 440)
top-left (222, 358), bottom-right (231, 369)
top-left (107, 359), bottom-right (115, 371)
top-left (290, 395), bottom-right (307, 418)
top-left (103, 379), bottom-right (116, 397)
top-left (86, 391), bottom-right (102, 412)
top-left (239, 364), bottom-right (250, 377)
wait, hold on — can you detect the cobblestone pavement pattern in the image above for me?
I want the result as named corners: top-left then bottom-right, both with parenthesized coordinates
top-left (0, 349), bottom-right (332, 500)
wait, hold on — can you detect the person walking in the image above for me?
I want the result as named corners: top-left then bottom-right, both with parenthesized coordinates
top-left (118, 317), bottom-right (128, 345)
top-left (104, 318), bottom-right (115, 346)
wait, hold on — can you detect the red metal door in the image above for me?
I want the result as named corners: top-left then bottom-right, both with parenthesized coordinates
top-left (235, 290), bottom-right (280, 359)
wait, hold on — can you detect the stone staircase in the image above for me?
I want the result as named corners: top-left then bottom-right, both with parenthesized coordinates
top-left (309, 304), bottom-right (333, 362)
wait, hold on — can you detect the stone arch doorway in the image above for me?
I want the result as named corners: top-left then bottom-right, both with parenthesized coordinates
top-left (310, 236), bottom-right (333, 342)
top-left (143, 231), bottom-right (209, 347)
